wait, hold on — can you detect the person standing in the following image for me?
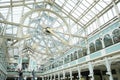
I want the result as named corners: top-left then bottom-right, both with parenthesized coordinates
top-left (32, 69), bottom-right (35, 80)
top-left (18, 69), bottom-right (23, 80)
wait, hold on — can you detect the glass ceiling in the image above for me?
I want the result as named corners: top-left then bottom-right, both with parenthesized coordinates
top-left (0, 0), bottom-right (120, 68)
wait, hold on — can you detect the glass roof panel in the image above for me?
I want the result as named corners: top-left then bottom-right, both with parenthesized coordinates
top-left (82, 0), bottom-right (90, 7)
top-left (95, 3), bottom-right (103, 12)
top-left (86, 0), bottom-right (94, 4)
top-left (67, 0), bottom-right (76, 7)
top-left (64, 3), bottom-right (73, 12)
top-left (55, 0), bottom-right (65, 6)
top-left (79, 3), bottom-right (87, 11)
top-left (63, 6), bottom-right (71, 13)
top-left (118, 2), bottom-right (120, 11)
top-left (0, 0), bottom-right (119, 68)
top-left (71, 13), bottom-right (79, 19)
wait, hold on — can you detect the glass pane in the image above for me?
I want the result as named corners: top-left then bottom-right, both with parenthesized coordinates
top-left (104, 34), bottom-right (113, 47)
top-left (89, 43), bottom-right (96, 53)
top-left (95, 39), bottom-right (103, 51)
top-left (112, 29), bottom-right (120, 43)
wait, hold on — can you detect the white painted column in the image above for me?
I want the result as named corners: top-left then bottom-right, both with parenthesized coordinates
top-left (35, 77), bottom-right (37, 80)
top-left (77, 66), bottom-right (81, 79)
top-left (51, 74), bottom-right (52, 80)
top-left (88, 62), bottom-right (94, 80)
top-left (70, 69), bottom-right (72, 80)
top-left (105, 57), bottom-right (113, 80)
top-left (63, 58), bottom-right (65, 64)
top-left (86, 41), bottom-right (90, 55)
top-left (24, 77), bottom-right (27, 80)
top-left (76, 50), bottom-right (79, 59)
top-left (54, 73), bottom-right (56, 80)
top-left (63, 71), bottom-right (65, 80)
top-left (42, 76), bottom-right (44, 80)
top-left (58, 73), bottom-right (60, 80)
top-left (45, 76), bottom-right (46, 80)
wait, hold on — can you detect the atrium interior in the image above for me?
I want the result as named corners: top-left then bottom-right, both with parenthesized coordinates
top-left (0, 0), bottom-right (120, 80)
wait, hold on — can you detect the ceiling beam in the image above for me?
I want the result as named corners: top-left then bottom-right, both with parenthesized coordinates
top-left (0, 20), bottom-right (34, 29)
top-left (22, 46), bottom-right (53, 56)
top-left (84, 0), bottom-right (120, 28)
top-left (0, 1), bottom-right (85, 28)
top-left (0, 1), bottom-right (43, 8)
top-left (0, 35), bottom-right (21, 40)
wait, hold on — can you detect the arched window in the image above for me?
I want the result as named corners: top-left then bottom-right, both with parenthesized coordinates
top-left (52, 64), bottom-right (54, 68)
top-left (66, 55), bottom-right (70, 63)
top-left (95, 39), bottom-right (103, 51)
top-left (78, 49), bottom-right (83, 58)
top-left (112, 29), bottom-right (120, 44)
top-left (104, 34), bottom-right (113, 47)
top-left (89, 43), bottom-right (95, 53)
top-left (74, 51), bottom-right (78, 60)
top-left (59, 58), bottom-right (63, 65)
top-left (64, 57), bottom-right (67, 63)
top-left (78, 48), bottom-right (87, 58)
top-left (83, 48), bottom-right (87, 56)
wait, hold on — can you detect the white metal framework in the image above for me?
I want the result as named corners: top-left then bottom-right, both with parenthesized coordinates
top-left (0, 0), bottom-right (120, 68)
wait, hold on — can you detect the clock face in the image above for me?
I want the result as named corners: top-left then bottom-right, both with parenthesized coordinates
top-left (20, 9), bottom-right (71, 58)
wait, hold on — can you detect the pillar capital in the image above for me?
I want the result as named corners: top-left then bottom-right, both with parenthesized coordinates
top-left (35, 77), bottom-right (37, 80)
top-left (104, 57), bottom-right (112, 66)
top-left (88, 62), bottom-right (94, 80)
top-left (24, 76), bottom-right (27, 80)
top-left (104, 57), bottom-right (113, 80)
top-left (77, 66), bottom-right (81, 79)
